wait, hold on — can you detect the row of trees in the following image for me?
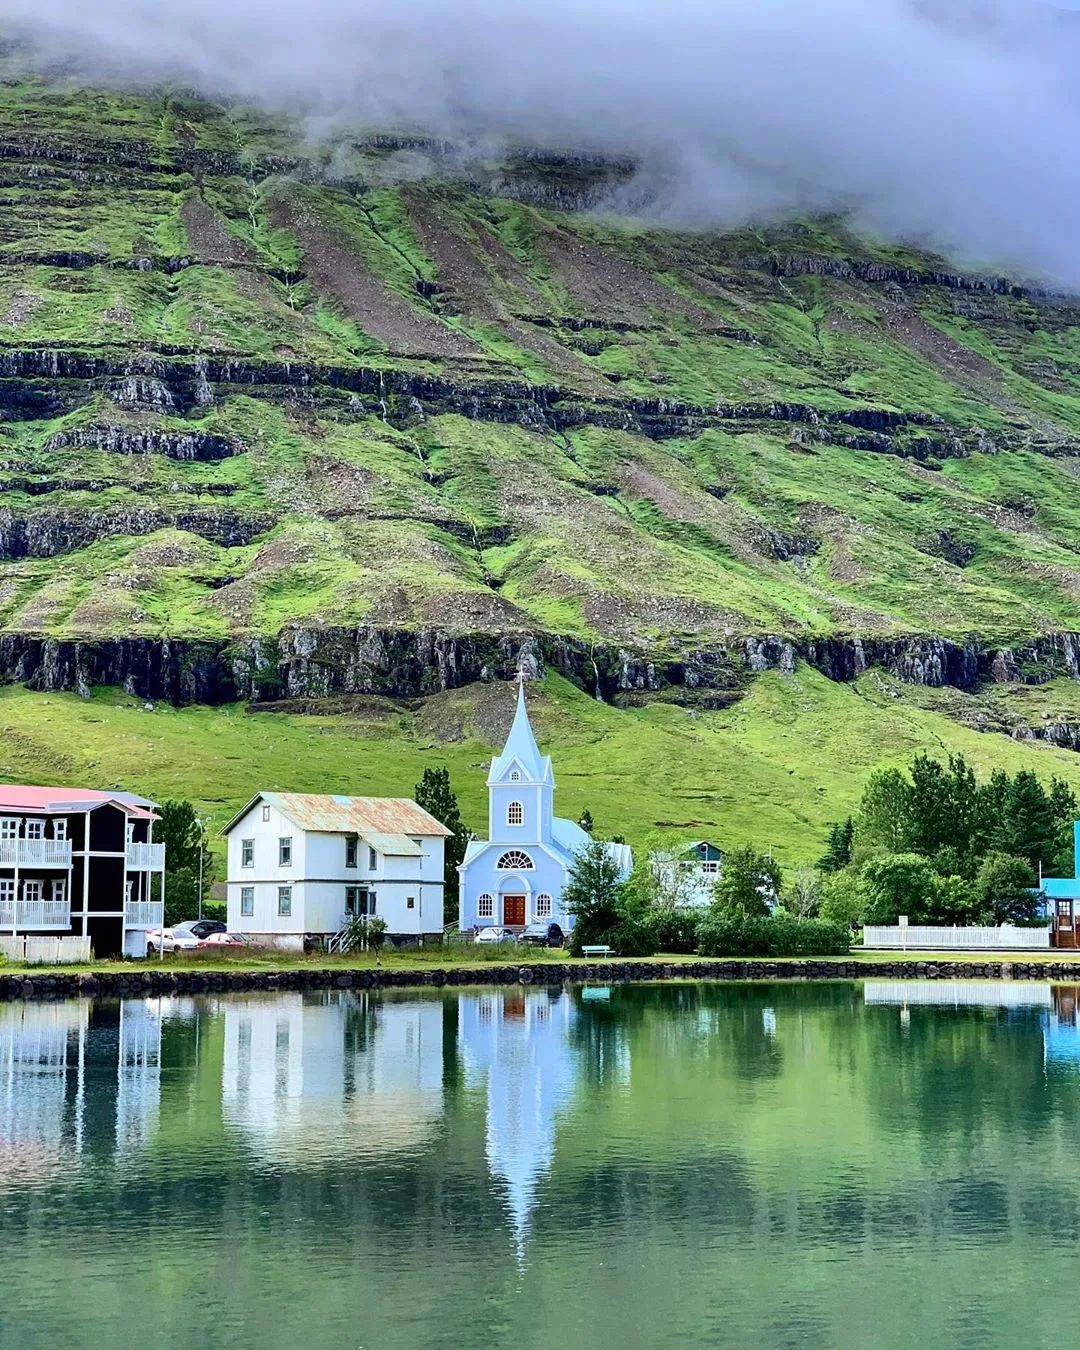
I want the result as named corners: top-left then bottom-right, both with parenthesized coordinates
top-left (812, 755), bottom-right (1076, 927)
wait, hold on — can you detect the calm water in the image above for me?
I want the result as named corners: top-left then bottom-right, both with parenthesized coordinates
top-left (1, 980), bottom-right (1079, 1349)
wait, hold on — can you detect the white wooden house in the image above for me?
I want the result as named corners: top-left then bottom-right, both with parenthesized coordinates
top-left (221, 792), bottom-right (449, 949)
top-left (648, 840), bottom-right (724, 908)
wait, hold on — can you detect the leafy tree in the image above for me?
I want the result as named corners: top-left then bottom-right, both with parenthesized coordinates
top-left (563, 840), bottom-right (628, 952)
top-left (860, 853), bottom-right (938, 924)
top-left (156, 799), bottom-right (213, 921)
top-left (784, 864), bottom-right (821, 919)
top-left (414, 767), bottom-right (472, 909)
top-left (818, 818), bottom-right (854, 872)
top-left (972, 852), bottom-right (1038, 923)
top-left (856, 768), bottom-right (912, 855)
top-left (711, 845), bottom-right (782, 920)
top-left (929, 873), bottom-right (977, 926)
top-left (818, 869), bottom-right (865, 929)
top-left (578, 809), bottom-right (595, 835)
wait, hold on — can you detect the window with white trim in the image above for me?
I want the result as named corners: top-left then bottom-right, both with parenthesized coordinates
top-left (345, 886), bottom-right (375, 917)
top-left (25, 820), bottom-right (43, 841)
top-left (507, 801), bottom-right (524, 827)
top-left (496, 850), bottom-right (533, 871)
top-left (124, 879), bottom-right (133, 902)
top-left (262, 805), bottom-right (270, 822)
top-left (702, 861), bottom-right (720, 875)
top-left (477, 893), bottom-right (494, 919)
top-left (536, 893), bottom-right (552, 918)
top-left (0, 879), bottom-right (12, 903)
top-left (0, 819), bottom-right (16, 842)
top-left (345, 836), bottom-right (358, 868)
top-left (278, 837), bottom-right (293, 867)
top-left (241, 838), bottom-right (254, 867)
top-left (240, 886), bottom-right (254, 917)
top-left (23, 879), bottom-right (42, 903)
top-left (369, 847), bottom-right (378, 871)
top-left (52, 879), bottom-right (66, 905)
top-left (277, 886), bottom-right (292, 916)
top-left (510, 771), bottom-right (521, 782)
top-left (53, 819), bottom-right (67, 841)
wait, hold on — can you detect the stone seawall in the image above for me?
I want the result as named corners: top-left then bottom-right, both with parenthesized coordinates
top-left (1, 957), bottom-right (1077, 1001)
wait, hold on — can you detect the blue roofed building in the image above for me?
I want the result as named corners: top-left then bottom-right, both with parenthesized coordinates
top-left (1041, 821), bottom-right (1080, 948)
top-left (458, 682), bottom-right (633, 934)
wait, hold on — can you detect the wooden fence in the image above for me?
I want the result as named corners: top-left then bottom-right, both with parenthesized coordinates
top-left (0, 935), bottom-right (92, 965)
top-left (862, 924), bottom-right (1051, 951)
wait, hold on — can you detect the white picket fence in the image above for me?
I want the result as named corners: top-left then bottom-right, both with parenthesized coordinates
top-left (0, 935), bottom-right (92, 965)
top-left (863, 924), bottom-right (1051, 951)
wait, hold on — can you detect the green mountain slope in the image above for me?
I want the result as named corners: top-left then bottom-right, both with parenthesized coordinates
top-left (5, 73), bottom-right (1080, 847)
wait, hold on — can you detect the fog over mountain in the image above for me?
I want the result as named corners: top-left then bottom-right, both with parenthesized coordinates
top-left (5, 0), bottom-right (1080, 283)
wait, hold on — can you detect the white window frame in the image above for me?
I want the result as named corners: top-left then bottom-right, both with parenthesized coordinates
top-left (0, 878), bottom-right (14, 903)
top-left (510, 771), bottom-right (521, 782)
top-left (506, 801), bottom-right (524, 827)
top-left (0, 818), bottom-right (16, 842)
top-left (496, 850), bottom-right (533, 871)
top-left (702, 861), bottom-right (720, 875)
top-left (23, 879), bottom-right (42, 903)
top-left (536, 893), bottom-right (552, 919)
top-left (261, 805), bottom-right (270, 822)
top-left (345, 837), bottom-right (358, 868)
top-left (241, 838), bottom-right (254, 868)
top-left (368, 846), bottom-right (378, 871)
top-left (477, 893), bottom-right (494, 919)
top-left (278, 837), bottom-right (293, 867)
top-left (53, 819), bottom-right (67, 841)
top-left (24, 819), bottom-right (44, 841)
top-left (240, 886), bottom-right (254, 917)
top-left (277, 886), bottom-right (292, 917)
top-left (52, 879), bottom-right (66, 905)
top-left (124, 879), bottom-right (134, 902)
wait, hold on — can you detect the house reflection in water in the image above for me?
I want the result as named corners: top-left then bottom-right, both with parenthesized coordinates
top-left (1043, 985), bottom-right (1080, 1066)
top-left (221, 991), bottom-right (444, 1163)
top-left (459, 988), bottom-right (628, 1254)
top-left (0, 997), bottom-right (168, 1181)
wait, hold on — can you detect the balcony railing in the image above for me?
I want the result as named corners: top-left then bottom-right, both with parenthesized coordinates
top-left (126, 842), bottom-right (165, 871)
top-left (0, 839), bottom-right (72, 868)
top-left (0, 900), bottom-right (72, 930)
top-left (125, 900), bottom-right (164, 929)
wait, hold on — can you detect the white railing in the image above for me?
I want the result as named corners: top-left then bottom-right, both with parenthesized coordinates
top-left (862, 924), bottom-right (1051, 951)
top-left (126, 842), bottom-right (165, 870)
top-left (125, 900), bottom-right (163, 929)
top-left (0, 839), bottom-right (72, 867)
top-left (0, 935), bottom-right (90, 965)
top-left (0, 900), bottom-right (71, 930)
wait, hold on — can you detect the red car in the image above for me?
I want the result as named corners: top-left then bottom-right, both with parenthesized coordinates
top-left (197, 931), bottom-right (247, 949)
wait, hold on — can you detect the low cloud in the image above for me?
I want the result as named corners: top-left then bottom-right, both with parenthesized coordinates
top-left (5, 0), bottom-right (1080, 282)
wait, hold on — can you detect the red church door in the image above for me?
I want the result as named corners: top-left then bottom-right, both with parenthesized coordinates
top-left (503, 895), bottom-right (526, 927)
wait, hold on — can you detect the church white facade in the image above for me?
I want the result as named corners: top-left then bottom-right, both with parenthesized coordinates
top-left (458, 682), bottom-right (632, 933)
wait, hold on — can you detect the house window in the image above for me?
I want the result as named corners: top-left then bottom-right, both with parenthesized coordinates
top-left (507, 801), bottom-right (524, 827)
top-left (25, 820), bottom-right (43, 840)
top-left (52, 880), bottom-right (66, 905)
top-left (279, 837), bottom-right (292, 866)
top-left (407, 897), bottom-right (415, 910)
top-left (262, 805), bottom-right (270, 822)
top-left (0, 818), bottom-right (16, 842)
top-left (536, 893), bottom-right (552, 918)
top-left (23, 879), bottom-right (42, 903)
top-left (0, 879), bottom-right (13, 903)
top-left (345, 836), bottom-right (358, 868)
top-left (496, 850), bottom-right (533, 871)
top-left (368, 847), bottom-right (378, 871)
top-left (510, 771), bottom-right (521, 782)
top-left (241, 838), bottom-right (254, 868)
top-left (477, 893), bottom-right (494, 918)
top-left (124, 879), bottom-right (134, 903)
top-left (240, 886), bottom-right (254, 917)
top-left (53, 819), bottom-right (67, 841)
top-left (702, 861), bottom-right (720, 875)
top-left (277, 886), bottom-right (292, 916)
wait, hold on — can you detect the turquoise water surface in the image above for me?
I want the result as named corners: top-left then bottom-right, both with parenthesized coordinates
top-left (1, 979), bottom-right (1077, 1349)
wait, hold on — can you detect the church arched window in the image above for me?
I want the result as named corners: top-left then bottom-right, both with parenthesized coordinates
top-left (536, 893), bottom-right (552, 918)
top-left (496, 850), bottom-right (533, 871)
top-left (477, 893), bottom-right (494, 918)
top-left (506, 801), bottom-right (523, 827)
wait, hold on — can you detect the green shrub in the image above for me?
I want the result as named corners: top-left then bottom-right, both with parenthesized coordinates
top-left (697, 912), bottom-right (851, 957)
top-left (645, 908), bottom-right (702, 953)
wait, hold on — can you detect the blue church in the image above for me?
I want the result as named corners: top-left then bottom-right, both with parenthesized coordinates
top-left (458, 682), bottom-right (632, 934)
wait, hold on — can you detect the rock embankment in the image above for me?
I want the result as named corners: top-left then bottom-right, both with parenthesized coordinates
top-left (0, 957), bottom-right (1072, 1001)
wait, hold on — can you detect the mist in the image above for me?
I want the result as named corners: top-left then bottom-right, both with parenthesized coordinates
top-left (5, 0), bottom-right (1080, 283)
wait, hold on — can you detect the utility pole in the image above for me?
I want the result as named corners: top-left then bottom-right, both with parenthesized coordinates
top-left (197, 816), bottom-right (212, 920)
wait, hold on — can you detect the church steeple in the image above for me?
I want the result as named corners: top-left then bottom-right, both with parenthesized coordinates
top-left (488, 681), bottom-right (554, 786)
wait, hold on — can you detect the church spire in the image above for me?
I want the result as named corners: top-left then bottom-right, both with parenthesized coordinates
top-left (488, 680), bottom-right (553, 785)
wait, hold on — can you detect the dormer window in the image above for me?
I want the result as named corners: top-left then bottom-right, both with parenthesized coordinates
top-left (510, 771), bottom-right (521, 782)
top-left (507, 801), bottom-right (523, 827)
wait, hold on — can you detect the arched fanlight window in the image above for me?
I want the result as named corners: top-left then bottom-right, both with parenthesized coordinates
top-left (507, 801), bottom-right (524, 826)
top-left (496, 850), bottom-right (534, 871)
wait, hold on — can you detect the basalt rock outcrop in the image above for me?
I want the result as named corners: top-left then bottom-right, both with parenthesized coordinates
top-left (0, 508), bottom-right (273, 560)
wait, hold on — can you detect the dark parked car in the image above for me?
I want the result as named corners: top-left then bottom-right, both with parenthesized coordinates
top-left (183, 919), bottom-right (227, 939)
top-left (520, 922), bottom-right (565, 947)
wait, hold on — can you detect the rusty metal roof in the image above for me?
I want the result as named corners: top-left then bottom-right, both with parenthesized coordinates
top-left (222, 792), bottom-right (452, 840)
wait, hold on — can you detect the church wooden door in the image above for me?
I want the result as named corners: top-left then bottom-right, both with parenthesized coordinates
top-left (503, 895), bottom-right (526, 927)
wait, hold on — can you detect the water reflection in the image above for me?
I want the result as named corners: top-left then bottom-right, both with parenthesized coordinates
top-left (3, 982), bottom-right (1080, 1348)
